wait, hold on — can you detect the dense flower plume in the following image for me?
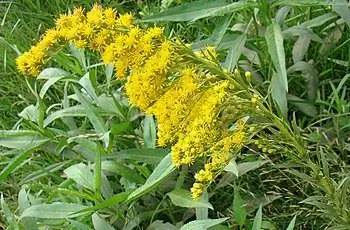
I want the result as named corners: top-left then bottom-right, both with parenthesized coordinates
top-left (16, 4), bottom-right (254, 198)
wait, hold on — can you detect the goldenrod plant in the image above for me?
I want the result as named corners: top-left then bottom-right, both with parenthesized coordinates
top-left (14, 5), bottom-right (298, 201)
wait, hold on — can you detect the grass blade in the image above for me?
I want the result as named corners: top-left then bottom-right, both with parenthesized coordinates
top-left (266, 21), bottom-right (288, 116)
top-left (180, 218), bottom-right (229, 230)
top-left (251, 205), bottom-right (262, 230)
top-left (333, 0), bottom-right (350, 27)
top-left (73, 85), bottom-right (107, 133)
top-left (0, 148), bottom-right (33, 183)
top-left (143, 0), bottom-right (254, 22)
top-left (127, 153), bottom-right (175, 202)
top-left (20, 202), bottom-right (87, 219)
top-left (167, 189), bottom-right (213, 210)
top-left (223, 33), bottom-right (247, 72)
top-left (0, 130), bottom-right (49, 149)
top-left (286, 215), bottom-right (297, 230)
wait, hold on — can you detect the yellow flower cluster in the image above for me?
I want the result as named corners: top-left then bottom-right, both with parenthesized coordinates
top-left (16, 28), bottom-right (60, 75)
top-left (147, 68), bottom-right (200, 146)
top-left (16, 5), bottom-right (249, 199)
top-left (16, 4), bottom-right (137, 75)
top-left (191, 122), bottom-right (245, 198)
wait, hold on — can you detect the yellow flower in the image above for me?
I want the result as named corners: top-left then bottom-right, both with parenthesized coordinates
top-left (81, 23), bottom-right (94, 37)
top-left (171, 81), bottom-right (229, 167)
top-left (39, 29), bottom-right (60, 48)
top-left (191, 183), bottom-right (204, 199)
top-left (118, 13), bottom-right (133, 26)
top-left (74, 39), bottom-right (87, 48)
top-left (55, 14), bottom-right (71, 29)
top-left (104, 8), bottom-right (117, 26)
top-left (142, 27), bottom-right (164, 42)
top-left (124, 27), bottom-right (141, 47)
top-left (86, 4), bottom-right (103, 25)
top-left (147, 68), bottom-right (199, 146)
top-left (115, 58), bottom-right (129, 78)
top-left (72, 7), bottom-right (84, 22)
top-left (125, 69), bottom-right (166, 110)
top-left (194, 168), bottom-right (214, 183)
top-left (91, 34), bottom-right (107, 51)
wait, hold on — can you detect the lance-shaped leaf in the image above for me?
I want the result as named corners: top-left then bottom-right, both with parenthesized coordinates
top-left (266, 21), bottom-right (288, 116)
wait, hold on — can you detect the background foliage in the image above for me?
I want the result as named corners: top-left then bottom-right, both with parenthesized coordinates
top-left (0, 0), bottom-right (350, 229)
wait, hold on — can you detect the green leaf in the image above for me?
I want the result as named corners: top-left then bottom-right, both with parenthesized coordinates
top-left (39, 75), bottom-right (73, 98)
top-left (283, 27), bottom-right (322, 42)
top-left (273, 0), bottom-right (332, 6)
top-left (79, 72), bottom-right (98, 101)
top-left (275, 6), bottom-right (291, 25)
top-left (73, 159), bottom-right (113, 200)
top-left (0, 130), bottom-right (49, 149)
top-left (286, 216), bottom-right (297, 230)
top-left (223, 34), bottom-right (247, 72)
top-left (70, 44), bottom-right (87, 70)
top-left (271, 71), bottom-right (288, 117)
top-left (147, 220), bottom-right (177, 230)
top-left (127, 153), bottom-right (175, 202)
top-left (143, 0), bottom-right (254, 22)
top-left (261, 221), bottom-right (276, 230)
top-left (143, 115), bottom-right (156, 148)
top-left (245, 195), bottom-right (281, 215)
top-left (180, 218), bottom-right (229, 230)
top-left (192, 14), bottom-right (233, 49)
top-left (1, 194), bottom-right (20, 230)
top-left (96, 94), bottom-right (125, 118)
top-left (18, 186), bottom-right (30, 214)
top-left (301, 13), bottom-right (338, 28)
top-left (100, 171), bottom-right (113, 199)
top-left (292, 36), bottom-right (311, 63)
top-left (105, 148), bottom-right (168, 165)
top-left (196, 191), bottom-right (209, 220)
top-left (102, 161), bottom-right (145, 184)
top-left (251, 205), bottom-right (262, 230)
top-left (20, 202), bottom-right (87, 219)
top-left (217, 33), bottom-right (240, 50)
top-left (64, 163), bottom-right (94, 190)
top-left (77, 192), bottom-right (129, 214)
top-left (73, 86), bottom-right (107, 133)
top-left (62, 82), bottom-right (78, 130)
top-left (167, 189), bottom-right (213, 209)
top-left (92, 213), bottom-right (115, 230)
top-left (0, 148), bottom-right (33, 183)
top-left (44, 105), bottom-right (86, 127)
top-left (223, 159), bottom-right (239, 177)
top-left (288, 95), bottom-right (317, 117)
top-left (233, 190), bottom-right (247, 226)
top-left (287, 61), bottom-right (319, 101)
top-left (111, 122), bottom-right (133, 135)
top-left (319, 25), bottom-right (344, 56)
top-left (225, 160), bottom-right (269, 177)
top-left (37, 67), bottom-right (70, 80)
top-left (19, 104), bottom-right (39, 123)
top-left (72, 140), bottom-right (98, 161)
top-left (266, 21), bottom-right (288, 116)
top-left (105, 64), bottom-right (114, 87)
top-left (94, 145), bottom-right (102, 198)
top-left (20, 161), bottom-right (69, 184)
top-left (70, 220), bottom-right (92, 230)
top-left (237, 160), bottom-right (269, 176)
